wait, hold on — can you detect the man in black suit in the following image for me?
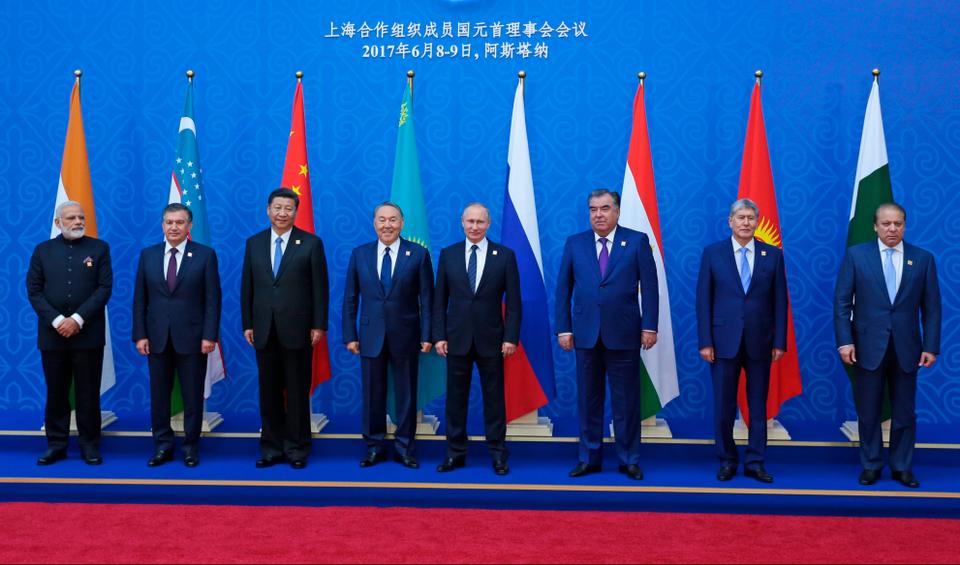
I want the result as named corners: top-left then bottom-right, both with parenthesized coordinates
top-left (433, 203), bottom-right (521, 476)
top-left (343, 202), bottom-right (433, 469)
top-left (241, 188), bottom-right (328, 470)
top-left (27, 201), bottom-right (112, 466)
top-left (133, 203), bottom-right (221, 468)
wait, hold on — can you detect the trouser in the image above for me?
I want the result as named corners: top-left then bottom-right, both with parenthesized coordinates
top-left (575, 338), bottom-right (641, 466)
top-left (445, 343), bottom-right (507, 461)
top-left (361, 339), bottom-right (418, 457)
top-left (41, 348), bottom-right (103, 454)
top-left (149, 339), bottom-right (207, 454)
top-left (255, 325), bottom-right (313, 461)
top-left (712, 339), bottom-right (771, 470)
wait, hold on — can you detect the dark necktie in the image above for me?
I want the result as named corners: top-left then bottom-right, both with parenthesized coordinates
top-left (467, 244), bottom-right (479, 294)
top-left (381, 247), bottom-right (393, 294)
top-left (598, 237), bottom-right (609, 278)
top-left (167, 248), bottom-right (178, 293)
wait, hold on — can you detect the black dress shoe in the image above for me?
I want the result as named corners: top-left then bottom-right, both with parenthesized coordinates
top-left (394, 453), bottom-right (420, 469)
top-left (892, 470), bottom-right (920, 488)
top-left (37, 449), bottom-right (67, 466)
top-left (255, 455), bottom-right (286, 468)
top-left (618, 464), bottom-right (644, 480)
top-left (184, 455), bottom-right (199, 468)
top-left (436, 457), bottom-right (466, 473)
top-left (147, 450), bottom-right (174, 467)
top-left (744, 467), bottom-right (774, 484)
top-left (569, 462), bottom-right (601, 478)
top-left (859, 468), bottom-right (881, 486)
top-left (493, 459), bottom-right (510, 476)
top-left (290, 459), bottom-right (307, 470)
top-left (359, 451), bottom-right (387, 468)
top-left (717, 464), bottom-right (737, 481)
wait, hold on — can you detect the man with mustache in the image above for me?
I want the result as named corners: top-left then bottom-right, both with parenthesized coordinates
top-left (27, 201), bottom-right (113, 466)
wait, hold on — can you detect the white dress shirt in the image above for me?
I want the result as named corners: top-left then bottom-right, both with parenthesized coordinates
top-left (465, 238), bottom-right (489, 292)
top-left (595, 226), bottom-right (618, 259)
top-left (270, 229), bottom-right (292, 267)
top-left (879, 238), bottom-right (904, 290)
top-left (376, 239), bottom-right (401, 278)
top-left (163, 239), bottom-right (188, 275)
top-left (731, 237), bottom-right (755, 275)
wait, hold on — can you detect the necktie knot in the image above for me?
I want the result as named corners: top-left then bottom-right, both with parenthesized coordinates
top-left (170, 248), bottom-right (178, 256)
top-left (471, 244), bottom-right (479, 252)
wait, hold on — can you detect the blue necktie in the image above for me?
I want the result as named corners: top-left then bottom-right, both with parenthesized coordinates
top-left (381, 247), bottom-right (392, 294)
top-left (467, 244), bottom-right (479, 294)
top-left (884, 248), bottom-right (897, 303)
top-left (273, 237), bottom-right (283, 277)
top-left (739, 247), bottom-right (751, 292)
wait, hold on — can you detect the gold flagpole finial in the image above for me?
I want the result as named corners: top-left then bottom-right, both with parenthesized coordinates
top-left (186, 69), bottom-right (194, 82)
top-left (296, 70), bottom-right (304, 81)
top-left (872, 68), bottom-right (880, 82)
top-left (755, 69), bottom-right (763, 84)
top-left (638, 71), bottom-right (646, 85)
top-left (407, 70), bottom-right (415, 97)
top-left (74, 69), bottom-right (82, 80)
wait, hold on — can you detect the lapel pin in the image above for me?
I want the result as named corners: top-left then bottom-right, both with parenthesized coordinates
top-left (405, 250), bottom-right (411, 256)
top-left (187, 252), bottom-right (193, 258)
top-left (492, 250), bottom-right (498, 256)
top-left (907, 259), bottom-right (913, 266)
top-left (761, 250), bottom-right (767, 256)
top-left (295, 240), bottom-right (301, 245)
top-left (621, 241), bottom-right (627, 247)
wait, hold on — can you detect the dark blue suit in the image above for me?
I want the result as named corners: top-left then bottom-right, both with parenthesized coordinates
top-left (133, 240), bottom-right (221, 455)
top-left (834, 241), bottom-right (941, 472)
top-left (342, 238), bottom-right (433, 456)
top-left (555, 226), bottom-right (659, 467)
top-left (696, 238), bottom-right (787, 470)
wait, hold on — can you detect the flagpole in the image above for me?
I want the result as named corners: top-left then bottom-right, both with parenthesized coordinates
top-left (755, 69), bottom-right (763, 85)
top-left (873, 67), bottom-right (880, 83)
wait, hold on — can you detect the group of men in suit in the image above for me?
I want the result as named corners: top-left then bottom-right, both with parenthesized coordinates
top-left (27, 190), bottom-right (941, 487)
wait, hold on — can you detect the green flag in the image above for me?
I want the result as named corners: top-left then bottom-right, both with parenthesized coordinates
top-left (846, 76), bottom-right (893, 419)
top-left (388, 82), bottom-right (446, 413)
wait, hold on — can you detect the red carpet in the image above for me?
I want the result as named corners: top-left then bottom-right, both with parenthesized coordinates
top-left (2, 502), bottom-right (958, 563)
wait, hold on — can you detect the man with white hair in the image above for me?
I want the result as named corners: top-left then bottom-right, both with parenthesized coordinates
top-left (26, 201), bottom-right (113, 465)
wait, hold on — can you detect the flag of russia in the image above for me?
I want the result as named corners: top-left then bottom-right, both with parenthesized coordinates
top-left (500, 77), bottom-right (555, 422)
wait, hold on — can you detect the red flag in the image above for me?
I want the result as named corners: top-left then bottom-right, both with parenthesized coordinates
top-left (735, 80), bottom-right (802, 423)
top-left (281, 78), bottom-right (331, 393)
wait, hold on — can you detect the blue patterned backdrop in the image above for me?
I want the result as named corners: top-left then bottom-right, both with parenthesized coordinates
top-left (1, 0), bottom-right (957, 434)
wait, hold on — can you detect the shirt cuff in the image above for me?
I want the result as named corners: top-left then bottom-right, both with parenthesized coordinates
top-left (838, 344), bottom-right (853, 351)
top-left (557, 332), bottom-right (573, 337)
top-left (642, 330), bottom-right (657, 334)
top-left (71, 313), bottom-right (84, 328)
top-left (51, 315), bottom-right (65, 329)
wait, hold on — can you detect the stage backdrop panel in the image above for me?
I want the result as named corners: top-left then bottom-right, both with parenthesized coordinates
top-left (0, 0), bottom-right (958, 433)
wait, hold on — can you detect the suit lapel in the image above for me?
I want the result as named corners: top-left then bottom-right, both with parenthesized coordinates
top-left (369, 243), bottom-right (386, 298)
top-left (475, 242), bottom-right (495, 295)
top-left (895, 244), bottom-right (916, 305)
top-left (866, 244), bottom-right (890, 301)
top-left (386, 240), bottom-right (411, 298)
top-left (173, 241), bottom-right (194, 291)
top-left (600, 228), bottom-right (627, 282)
top-left (156, 245), bottom-right (174, 296)
top-left (726, 242), bottom-right (745, 296)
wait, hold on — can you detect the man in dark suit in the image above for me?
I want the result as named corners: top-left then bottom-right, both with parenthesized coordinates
top-left (433, 203), bottom-right (521, 476)
top-left (696, 198), bottom-right (787, 484)
top-left (556, 189), bottom-right (659, 481)
top-left (27, 201), bottom-right (112, 466)
top-left (241, 187), bottom-right (329, 470)
top-left (835, 202), bottom-right (941, 488)
top-left (133, 203), bottom-right (221, 468)
top-left (343, 202), bottom-right (433, 469)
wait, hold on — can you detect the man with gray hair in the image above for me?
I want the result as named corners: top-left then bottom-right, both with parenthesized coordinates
top-left (696, 198), bottom-right (787, 483)
top-left (27, 201), bottom-right (112, 465)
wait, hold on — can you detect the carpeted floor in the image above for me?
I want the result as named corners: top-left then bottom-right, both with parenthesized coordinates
top-left (2, 502), bottom-right (959, 564)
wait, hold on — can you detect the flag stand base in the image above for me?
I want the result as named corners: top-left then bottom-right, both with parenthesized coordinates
top-left (733, 418), bottom-right (791, 441)
top-left (608, 416), bottom-right (673, 439)
top-left (171, 411), bottom-right (223, 433)
top-left (387, 412), bottom-right (440, 436)
top-left (42, 410), bottom-right (117, 433)
top-left (840, 419), bottom-right (891, 443)
top-left (507, 410), bottom-right (554, 437)
top-left (311, 413), bottom-right (329, 433)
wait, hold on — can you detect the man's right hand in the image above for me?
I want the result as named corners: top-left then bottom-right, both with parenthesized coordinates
top-left (839, 345), bottom-right (857, 365)
top-left (699, 346), bottom-right (715, 364)
top-left (435, 340), bottom-right (448, 357)
top-left (244, 329), bottom-right (254, 346)
top-left (136, 339), bottom-right (150, 356)
top-left (346, 341), bottom-right (360, 355)
top-left (558, 334), bottom-right (574, 351)
top-left (56, 318), bottom-right (80, 338)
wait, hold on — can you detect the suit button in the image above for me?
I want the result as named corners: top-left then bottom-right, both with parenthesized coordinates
top-left (67, 281), bottom-right (72, 285)
top-left (67, 268), bottom-right (72, 272)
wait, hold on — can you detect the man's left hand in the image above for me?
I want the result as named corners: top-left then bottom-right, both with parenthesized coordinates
top-left (772, 348), bottom-right (785, 362)
top-left (919, 352), bottom-right (937, 368)
top-left (502, 342), bottom-right (517, 358)
top-left (641, 331), bottom-right (657, 350)
top-left (311, 329), bottom-right (326, 346)
top-left (420, 342), bottom-right (432, 353)
top-left (201, 340), bottom-right (216, 354)
top-left (56, 318), bottom-right (80, 338)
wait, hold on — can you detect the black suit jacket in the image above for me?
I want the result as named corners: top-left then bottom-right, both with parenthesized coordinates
top-left (27, 235), bottom-right (112, 351)
top-left (433, 239), bottom-right (521, 357)
top-left (342, 238), bottom-right (433, 357)
top-left (241, 227), bottom-right (329, 350)
top-left (132, 240), bottom-right (222, 354)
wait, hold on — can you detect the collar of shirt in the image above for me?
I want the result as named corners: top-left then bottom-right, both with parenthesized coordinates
top-left (731, 237), bottom-right (756, 255)
top-left (164, 239), bottom-right (188, 256)
top-left (465, 238), bottom-right (488, 255)
top-left (594, 226), bottom-right (618, 246)
top-left (271, 229), bottom-right (292, 247)
top-left (378, 238), bottom-right (402, 258)
top-left (878, 239), bottom-right (904, 255)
